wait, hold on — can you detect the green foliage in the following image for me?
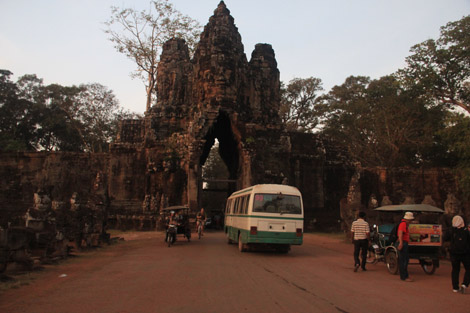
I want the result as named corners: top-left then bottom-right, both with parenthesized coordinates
top-left (104, 0), bottom-right (202, 111)
top-left (201, 141), bottom-right (230, 214)
top-left (279, 77), bottom-right (324, 132)
top-left (439, 114), bottom-right (470, 197)
top-left (0, 71), bottom-right (43, 151)
top-left (202, 141), bottom-right (230, 185)
top-left (0, 70), bottom-right (137, 152)
top-left (321, 75), bottom-right (448, 168)
top-left (245, 136), bottom-right (255, 144)
top-left (399, 15), bottom-right (470, 114)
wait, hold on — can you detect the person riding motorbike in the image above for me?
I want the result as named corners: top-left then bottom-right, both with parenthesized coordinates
top-left (166, 211), bottom-right (180, 242)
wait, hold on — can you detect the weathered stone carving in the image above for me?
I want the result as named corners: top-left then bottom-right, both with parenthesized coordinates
top-left (381, 196), bottom-right (393, 206)
top-left (421, 195), bottom-right (437, 206)
top-left (444, 193), bottom-right (462, 215)
top-left (0, 1), bottom-right (468, 237)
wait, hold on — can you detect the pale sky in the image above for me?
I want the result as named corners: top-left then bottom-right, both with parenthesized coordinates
top-left (1, 0), bottom-right (469, 114)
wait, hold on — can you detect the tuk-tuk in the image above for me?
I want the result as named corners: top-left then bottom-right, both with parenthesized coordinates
top-left (160, 206), bottom-right (192, 246)
top-left (367, 204), bottom-right (444, 275)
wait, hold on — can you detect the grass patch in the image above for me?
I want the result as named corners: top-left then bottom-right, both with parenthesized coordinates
top-left (0, 271), bottom-right (39, 293)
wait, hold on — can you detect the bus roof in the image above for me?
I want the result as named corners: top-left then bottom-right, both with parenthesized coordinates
top-left (229, 184), bottom-right (301, 198)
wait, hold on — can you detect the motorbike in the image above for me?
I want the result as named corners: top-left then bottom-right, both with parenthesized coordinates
top-left (161, 206), bottom-right (192, 247)
top-left (366, 224), bottom-right (400, 274)
top-left (166, 224), bottom-right (177, 247)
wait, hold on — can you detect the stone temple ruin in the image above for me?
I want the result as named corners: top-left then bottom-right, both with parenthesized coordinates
top-left (0, 2), bottom-right (469, 247)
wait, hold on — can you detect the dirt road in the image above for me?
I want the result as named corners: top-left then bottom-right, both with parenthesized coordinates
top-left (0, 231), bottom-right (468, 313)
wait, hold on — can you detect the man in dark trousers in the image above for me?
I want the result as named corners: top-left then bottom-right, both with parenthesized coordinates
top-left (351, 211), bottom-right (370, 272)
top-left (398, 211), bottom-right (414, 282)
top-left (444, 215), bottom-right (470, 293)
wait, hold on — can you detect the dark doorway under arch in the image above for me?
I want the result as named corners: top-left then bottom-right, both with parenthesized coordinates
top-left (199, 111), bottom-right (239, 180)
top-left (199, 111), bottom-right (240, 221)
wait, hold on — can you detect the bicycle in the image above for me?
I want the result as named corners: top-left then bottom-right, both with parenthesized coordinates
top-left (197, 220), bottom-right (203, 239)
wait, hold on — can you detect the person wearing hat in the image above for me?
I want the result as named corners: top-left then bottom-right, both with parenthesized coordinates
top-left (444, 215), bottom-right (470, 293)
top-left (397, 211), bottom-right (414, 282)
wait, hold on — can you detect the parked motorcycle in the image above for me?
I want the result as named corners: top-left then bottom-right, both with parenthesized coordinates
top-left (166, 224), bottom-right (177, 247)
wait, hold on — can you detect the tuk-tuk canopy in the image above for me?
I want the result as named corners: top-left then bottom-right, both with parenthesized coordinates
top-left (374, 204), bottom-right (444, 213)
top-left (161, 205), bottom-right (189, 212)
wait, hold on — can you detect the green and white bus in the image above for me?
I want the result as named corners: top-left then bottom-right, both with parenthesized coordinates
top-left (224, 184), bottom-right (304, 253)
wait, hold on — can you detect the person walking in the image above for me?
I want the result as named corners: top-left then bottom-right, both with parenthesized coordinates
top-left (196, 208), bottom-right (206, 237)
top-left (444, 215), bottom-right (470, 293)
top-left (397, 211), bottom-right (414, 282)
top-left (351, 211), bottom-right (370, 272)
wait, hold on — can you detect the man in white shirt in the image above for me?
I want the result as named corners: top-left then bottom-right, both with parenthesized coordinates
top-left (351, 211), bottom-right (370, 272)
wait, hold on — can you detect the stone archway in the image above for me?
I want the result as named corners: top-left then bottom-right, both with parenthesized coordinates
top-left (187, 110), bottom-right (245, 211)
top-left (197, 110), bottom-right (240, 213)
top-left (199, 111), bottom-right (240, 185)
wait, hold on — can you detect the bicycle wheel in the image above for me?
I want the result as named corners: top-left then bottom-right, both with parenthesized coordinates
top-left (366, 248), bottom-right (377, 264)
top-left (385, 250), bottom-right (398, 275)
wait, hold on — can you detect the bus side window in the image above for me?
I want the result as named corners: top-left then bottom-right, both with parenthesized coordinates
top-left (245, 195), bottom-right (249, 214)
top-left (234, 197), bottom-right (239, 214)
top-left (243, 195), bottom-right (248, 214)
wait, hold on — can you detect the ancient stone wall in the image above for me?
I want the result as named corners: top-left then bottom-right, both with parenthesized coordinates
top-left (334, 166), bottom-right (470, 232)
top-left (1, 1), bottom-right (468, 234)
top-left (0, 152), bottom-right (109, 231)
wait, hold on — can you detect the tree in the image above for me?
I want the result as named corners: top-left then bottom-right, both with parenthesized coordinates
top-left (201, 141), bottom-right (230, 214)
top-left (0, 70), bottom-right (137, 152)
top-left (74, 83), bottom-right (122, 152)
top-left (43, 83), bottom-right (135, 152)
top-left (439, 113), bottom-right (470, 197)
top-left (0, 71), bottom-right (46, 151)
top-left (279, 77), bottom-right (324, 132)
top-left (321, 75), bottom-right (447, 168)
top-left (104, 0), bottom-right (201, 112)
top-left (399, 15), bottom-right (470, 114)
top-left (202, 141), bottom-right (230, 187)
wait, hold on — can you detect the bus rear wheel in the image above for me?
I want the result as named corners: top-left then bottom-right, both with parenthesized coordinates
top-left (276, 244), bottom-right (290, 254)
top-left (238, 234), bottom-right (247, 252)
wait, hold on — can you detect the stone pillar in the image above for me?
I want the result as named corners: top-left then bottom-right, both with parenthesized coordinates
top-left (240, 148), bottom-right (251, 189)
top-left (187, 164), bottom-right (199, 211)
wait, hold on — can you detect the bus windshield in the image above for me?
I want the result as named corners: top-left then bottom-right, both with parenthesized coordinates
top-left (252, 193), bottom-right (302, 214)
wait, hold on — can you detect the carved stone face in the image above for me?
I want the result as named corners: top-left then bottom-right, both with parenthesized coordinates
top-left (70, 192), bottom-right (80, 211)
top-left (444, 193), bottom-right (461, 215)
top-left (33, 192), bottom-right (51, 211)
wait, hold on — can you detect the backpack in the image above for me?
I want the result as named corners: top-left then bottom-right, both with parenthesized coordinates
top-left (388, 222), bottom-right (402, 244)
top-left (451, 228), bottom-right (469, 254)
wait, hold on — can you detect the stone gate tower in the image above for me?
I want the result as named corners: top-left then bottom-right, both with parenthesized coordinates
top-left (2, 2), bottom-right (464, 232)
top-left (112, 1), bottom-right (315, 212)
